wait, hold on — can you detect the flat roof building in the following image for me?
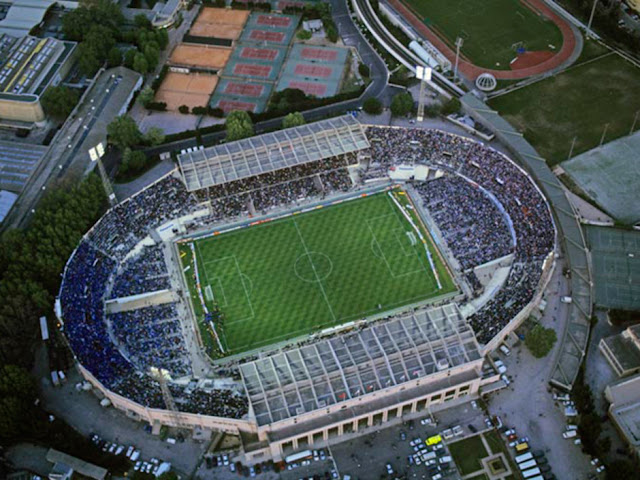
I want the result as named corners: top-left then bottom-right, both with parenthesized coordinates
top-left (0, 32), bottom-right (76, 123)
top-left (600, 324), bottom-right (640, 377)
top-left (0, 0), bottom-right (77, 37)
top-left (605, 373), bottom-right (640, 459)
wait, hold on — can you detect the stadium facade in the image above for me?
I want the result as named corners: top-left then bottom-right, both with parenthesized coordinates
top-left (56, 117), bottom-right (556, 463)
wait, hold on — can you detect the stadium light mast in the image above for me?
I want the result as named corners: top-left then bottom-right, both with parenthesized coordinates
top-left (587, 0), bottom-right (598, 37)
top-left (454, 37), bottom-right (464, 82)
top-left (89, 142), bottom-right (117, 207)
top-left (416, 66), bottom-right (433, 122)
top-left (150, 367), bottom-right (186, 430)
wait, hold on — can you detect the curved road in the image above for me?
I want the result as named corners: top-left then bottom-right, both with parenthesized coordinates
top-left (144, 0), bottom-right (389, 157)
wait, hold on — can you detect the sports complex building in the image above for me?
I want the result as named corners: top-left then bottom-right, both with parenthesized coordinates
top-left (0, 33), bottom-right (76, 124)
top-left (56, 115), bottom-right (557, 463)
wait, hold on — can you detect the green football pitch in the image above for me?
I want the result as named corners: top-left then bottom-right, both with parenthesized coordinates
top-left (402, 0), bottom-right (563, 69)
top-left (180, 190), bottom-right (457, 356)
top-left (489, 41), bottom-right (640, 165)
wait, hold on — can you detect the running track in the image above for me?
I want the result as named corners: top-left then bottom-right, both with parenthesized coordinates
top-left (387, 0), bottom-right (578, 80)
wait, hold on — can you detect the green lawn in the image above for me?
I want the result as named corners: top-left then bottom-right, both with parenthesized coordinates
top-left (180, 190), bottom-right (456, 356)
top-left (448, 434), bottom-right (489, 475)
top-left (402, 0), bottom-right (563, 69)
top-left (489, 40), bottom-right (640, 164)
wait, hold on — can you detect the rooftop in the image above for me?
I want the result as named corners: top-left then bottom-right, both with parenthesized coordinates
top-left (177, 115), bottom-right (369, 191)
top-left (0, 33), bottom-right (74, 96)
top-left (240, 303), bottom-right (481, 426)
top-left (608, 374), bottom-right (640, 446)
top-left (602, 333), bottom-right (640, 373)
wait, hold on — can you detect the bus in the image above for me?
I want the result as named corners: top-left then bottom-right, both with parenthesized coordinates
top-left (285, 450), bottom-right (312, 464)
top-left (522, 467), bottom-right (541, 478)
top-left (519, 459), bottom-right (537, 470)
top-left (515, 452), bottom-right (533, 464)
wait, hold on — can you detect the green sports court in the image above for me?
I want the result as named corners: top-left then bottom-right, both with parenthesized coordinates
top-left (402, 0), bottom-right (563, 69)
top-left (180, 190), bottom-right (457, 356)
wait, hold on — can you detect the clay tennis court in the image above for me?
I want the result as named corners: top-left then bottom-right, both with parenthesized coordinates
top-left (233, 63), bottom-right (272, 77)
top-left (155, 72), bottom-right (218, 111)
top-left (169, 44), bottom-right (231, 69)
top-left (218, 99), bottom-right (257, 112)
top-left (288, 81), bottom-right (327, 96)
top-left (248, 30), bottom-right (286, 43)
top-left (256, 14), bottom-right (292, 27)
top-left (239, 46), bottom-right (279, 61)
top-left (190, 8), bottom-right (249, 39)
top-left (294, 64), bottom-right (332, 78)
top-left (300, 47), bottom-right (339, 61)
top-left (224, 82), bottom-right (264, 97)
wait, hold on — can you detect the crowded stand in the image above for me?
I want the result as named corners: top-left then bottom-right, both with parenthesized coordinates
top-left (110, 245), bottom-right (170, 298)
top-left (365, 126), bottom-right (554, 343)
top-left (58, 123), bottom-right (554, 424)
top-left (415, 175), bottom-right (514, 270)
top-left (108, 303), bottom-right (192, 379)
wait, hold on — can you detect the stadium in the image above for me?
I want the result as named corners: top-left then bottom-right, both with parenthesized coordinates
top-left (55, 115), bottom-right (556, 463)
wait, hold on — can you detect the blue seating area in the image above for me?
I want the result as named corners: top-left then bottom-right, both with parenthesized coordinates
top-left (60, 242), bottom-right (132, 386)
top-left (109, 303), bottom-right (192, 378)
top-left (110, 245), bottom-right (171, 298)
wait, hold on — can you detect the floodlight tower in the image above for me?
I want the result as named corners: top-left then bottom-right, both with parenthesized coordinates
top-left (150, 367), bottom-right (185, 429)
top-left (454, 37), bottom-right (464, 82)
top-left (416, 66), bottom-right (433, 122)
top-left (89, 142), bottom-right (117, 206)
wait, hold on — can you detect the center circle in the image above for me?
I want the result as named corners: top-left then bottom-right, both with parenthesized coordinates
top-left (294, 252), bottom-right (333, 283)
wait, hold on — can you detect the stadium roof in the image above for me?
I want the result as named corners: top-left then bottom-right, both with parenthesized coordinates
top-left (178, 115), bottom-right (369, 192)
top-left (240, 304), bottom-right (480, 426)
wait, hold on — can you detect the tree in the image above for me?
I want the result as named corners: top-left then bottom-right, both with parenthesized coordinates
top-left (40, 85), bottom-right (79, 119)
top-left (225, 110), bottom-right (254, 141)
top-left (143, 44), bottom-right (160, 70)
top-left (132, 52), bottom-right (149, 74)
top-left (525, 324), bottom-right (557, 358)
top-left (178, 105), bottom-right (190, 114)
top-left (138, 86), bottom-right (155, 108)
top-left (358, 63), bottom-right (370, 77)
top-left (390, 91), bottom-right (413, 116)
top-left (362, 97), bottom-right (382, 115)
top-left (441, 97), bottom-right (461, 116)
top-left (134, 14), bottom-right (152, 29)
top-left (157, 471), bottom-right (178, 480)
top-left (107, 115), bottom-right (142, 150)
top-left (124, 48), bottom-right (137, 69)
top-left (297, 29), bottom-right (312, 40)
top-left (606, 460), bottom-right (640, 480)
top-left (143, 127), bottom-right (165, 146)
top-left (77, 43), bottom-right (101, 76)
top-left (282, 112), bottom-right (306, 129)
top-left (107, 46), bottom-right (122, 67)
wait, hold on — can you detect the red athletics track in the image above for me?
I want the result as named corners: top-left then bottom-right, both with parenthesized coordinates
top-left (386, 0), bottom-right (578, 80)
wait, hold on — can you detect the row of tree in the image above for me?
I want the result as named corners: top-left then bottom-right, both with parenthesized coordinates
top-left (62, 1), bottom-right (168, 77)
top-left (0, 175), bottom-right (106, 367)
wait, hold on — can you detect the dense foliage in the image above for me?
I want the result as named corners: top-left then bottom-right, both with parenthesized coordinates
top-left (390, 91), bottom-right (414, 116)
top-left (225, 110), bottom-right (255, 141)
top-left (524, 324), bottom-right (557, 358)
top-left (282, 112), bottom-right (306, 129)
top-left (363, 97), bottom-right (383, 115)
top-left (0, 175), bottom-right (106, 366)
top-left (40, 85), bottom-right (80, 120)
